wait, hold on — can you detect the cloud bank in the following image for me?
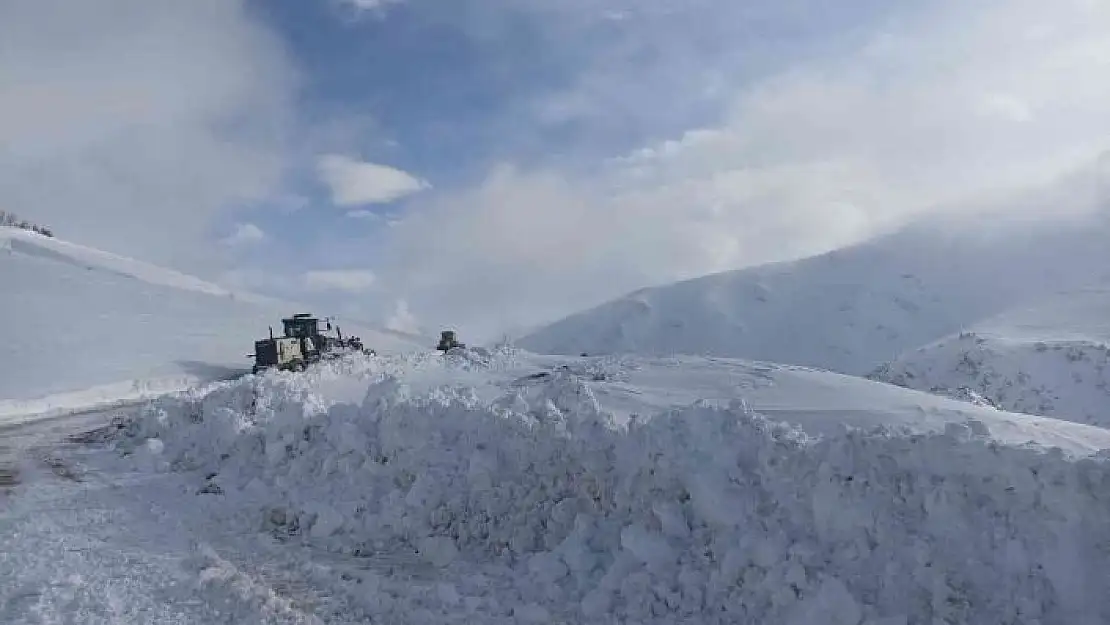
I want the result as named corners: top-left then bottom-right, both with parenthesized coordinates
top-left (317, 155), bottom-right (430, 206)
top-left (0, 0), bottom-right (295, 273)
top-left (222, 223), bottom-right (266, 247)
top-left (303, 269), bottom-right (378, 293)
top-left (8, 0), bottom-right (1106, 344)
top-left (372, 0), bottom-right (1110, 340)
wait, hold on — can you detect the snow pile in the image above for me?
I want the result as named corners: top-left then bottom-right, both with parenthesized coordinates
top-left (519, 211), bottom-right (1110, 375)
top-left (442, 342), bottom-right (522, 371)
top-left (114, 361), bottom-right (1110, 624)
top-left (0, 227), bottom-right (424, 418)
top-left (872, 288), bottom-right (1110, 427)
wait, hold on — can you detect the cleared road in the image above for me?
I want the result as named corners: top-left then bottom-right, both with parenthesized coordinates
top-left (0, 406), bottom-right (124, 491)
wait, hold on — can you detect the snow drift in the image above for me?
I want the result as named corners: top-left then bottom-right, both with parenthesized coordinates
top-left (113, 351), bottom-right (1110, 624)
top-left (0, 227), bottom-right (424, 420)
top-left (519, 211), bottom-right (1110, 375)
top-left (872, 287), bottom-right (1110, 427)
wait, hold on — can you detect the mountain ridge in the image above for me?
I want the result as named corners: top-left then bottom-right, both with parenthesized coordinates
top-left (519, 210), bottom-right (1110, 374)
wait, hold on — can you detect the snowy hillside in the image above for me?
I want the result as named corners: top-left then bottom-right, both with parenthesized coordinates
top-left (44, 348), bottom-right (1108, 623)
top-left (519, 211), bottom-right (1110, 375)
top-left (871, 287), bottom-right (1110, 427)
top-left (0, 227), bottom-right (425, 421)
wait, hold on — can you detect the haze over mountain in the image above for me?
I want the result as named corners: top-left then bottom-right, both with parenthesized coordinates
top-left (519, 197), bottom-right (1110, 375)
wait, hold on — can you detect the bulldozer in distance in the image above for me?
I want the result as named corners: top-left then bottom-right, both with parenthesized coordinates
top-left (436, 330), bottom-right (465, 352)
top-left (249, 313), bottom-right (373, 374)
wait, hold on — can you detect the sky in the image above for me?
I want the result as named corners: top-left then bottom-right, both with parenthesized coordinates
top-left (2, 0), bottom-right (1108, 340)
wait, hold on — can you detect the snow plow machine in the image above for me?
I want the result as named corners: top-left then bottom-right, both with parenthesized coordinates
top-left (249, 313), bottom-right (374, 374)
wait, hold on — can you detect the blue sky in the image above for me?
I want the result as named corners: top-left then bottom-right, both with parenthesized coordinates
top-left (3, 0), bottom-right (1109, 339)
top-left (222, 0), bottom-right (923, 326)
top-left (252, 0), bottom-right (900, 171)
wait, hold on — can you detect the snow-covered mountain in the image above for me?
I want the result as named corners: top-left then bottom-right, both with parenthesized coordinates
top-left (519, 210), bottom-right (1110, 375)
top-left (870, 287), bottom-right (1110, 427)
top-left (0, 226), bottom-right (425, 420)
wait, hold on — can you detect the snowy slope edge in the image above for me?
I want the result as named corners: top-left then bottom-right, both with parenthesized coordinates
top-left (2, 226), bottom-right (237, 298)
top-left (0, 227), bottom-right (425, 419)
top-left (0, 376), bottom-right (209, 426)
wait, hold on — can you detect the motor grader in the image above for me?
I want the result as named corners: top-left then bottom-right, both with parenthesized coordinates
top-left (436, 330), bottom-right (465, 352)
top-left (249, 313), bottom-right (373, 374)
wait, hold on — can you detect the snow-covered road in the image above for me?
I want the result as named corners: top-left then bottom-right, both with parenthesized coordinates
top-left (0, 407), bottom-right (115, 494)
top-left (0, 408), bottom-right (332, 624)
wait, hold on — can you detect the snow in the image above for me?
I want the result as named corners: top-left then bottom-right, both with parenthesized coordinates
top-left (0, 376), bottom-right (211, 427)
top-left (1, 225), bottom-right (236, 297)
top-left (47, 347), bottom-right (1108, 623)
top-left (518, 211), bottom-right (1110, 375)
top-left (0, 420), bottom-right (350, 624)
top-left (872, 286), bottom-right (1110, 427)
top-left (0, 226), bottom-right (426, 421)
top-left (7, 212), bottom-right (1110, 622)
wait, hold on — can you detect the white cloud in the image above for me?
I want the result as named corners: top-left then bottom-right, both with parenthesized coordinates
top-left (337, 0), bottom-right (404, 13)
top-left (346, 209), bottom-right (379, 220)
top-left (303, 269), bottom-right (378, 293)
top-left (218, 268), bottom-right (292, 299)
top-left (374, 0), bottom-right (1110, 340)
top-left (976, 93), bottom-right (1033, 124)
top-left (317, 154), bottom-right (429, 206)
top-left (346, 209), bottom-right (403, 228)
top-left (0, 0), bottom-right (295, 272)
top-left (617, 0), bottom-right (1110, 226)
top-left (222, 223), bottom-right (266, 246)
top-left (385, 299), bottom-right (422, 335)
top-left (271, 195), bottom-right (311, 214)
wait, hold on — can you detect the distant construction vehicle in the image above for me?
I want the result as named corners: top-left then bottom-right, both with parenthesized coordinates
top-left (437, 330), bottom-right (465, 352)
top-left (249, 313), bottom-right (373, 374)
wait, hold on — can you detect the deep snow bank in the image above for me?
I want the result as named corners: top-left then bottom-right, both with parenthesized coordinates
top-left (115, 356), bottom-right (1110, 624)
